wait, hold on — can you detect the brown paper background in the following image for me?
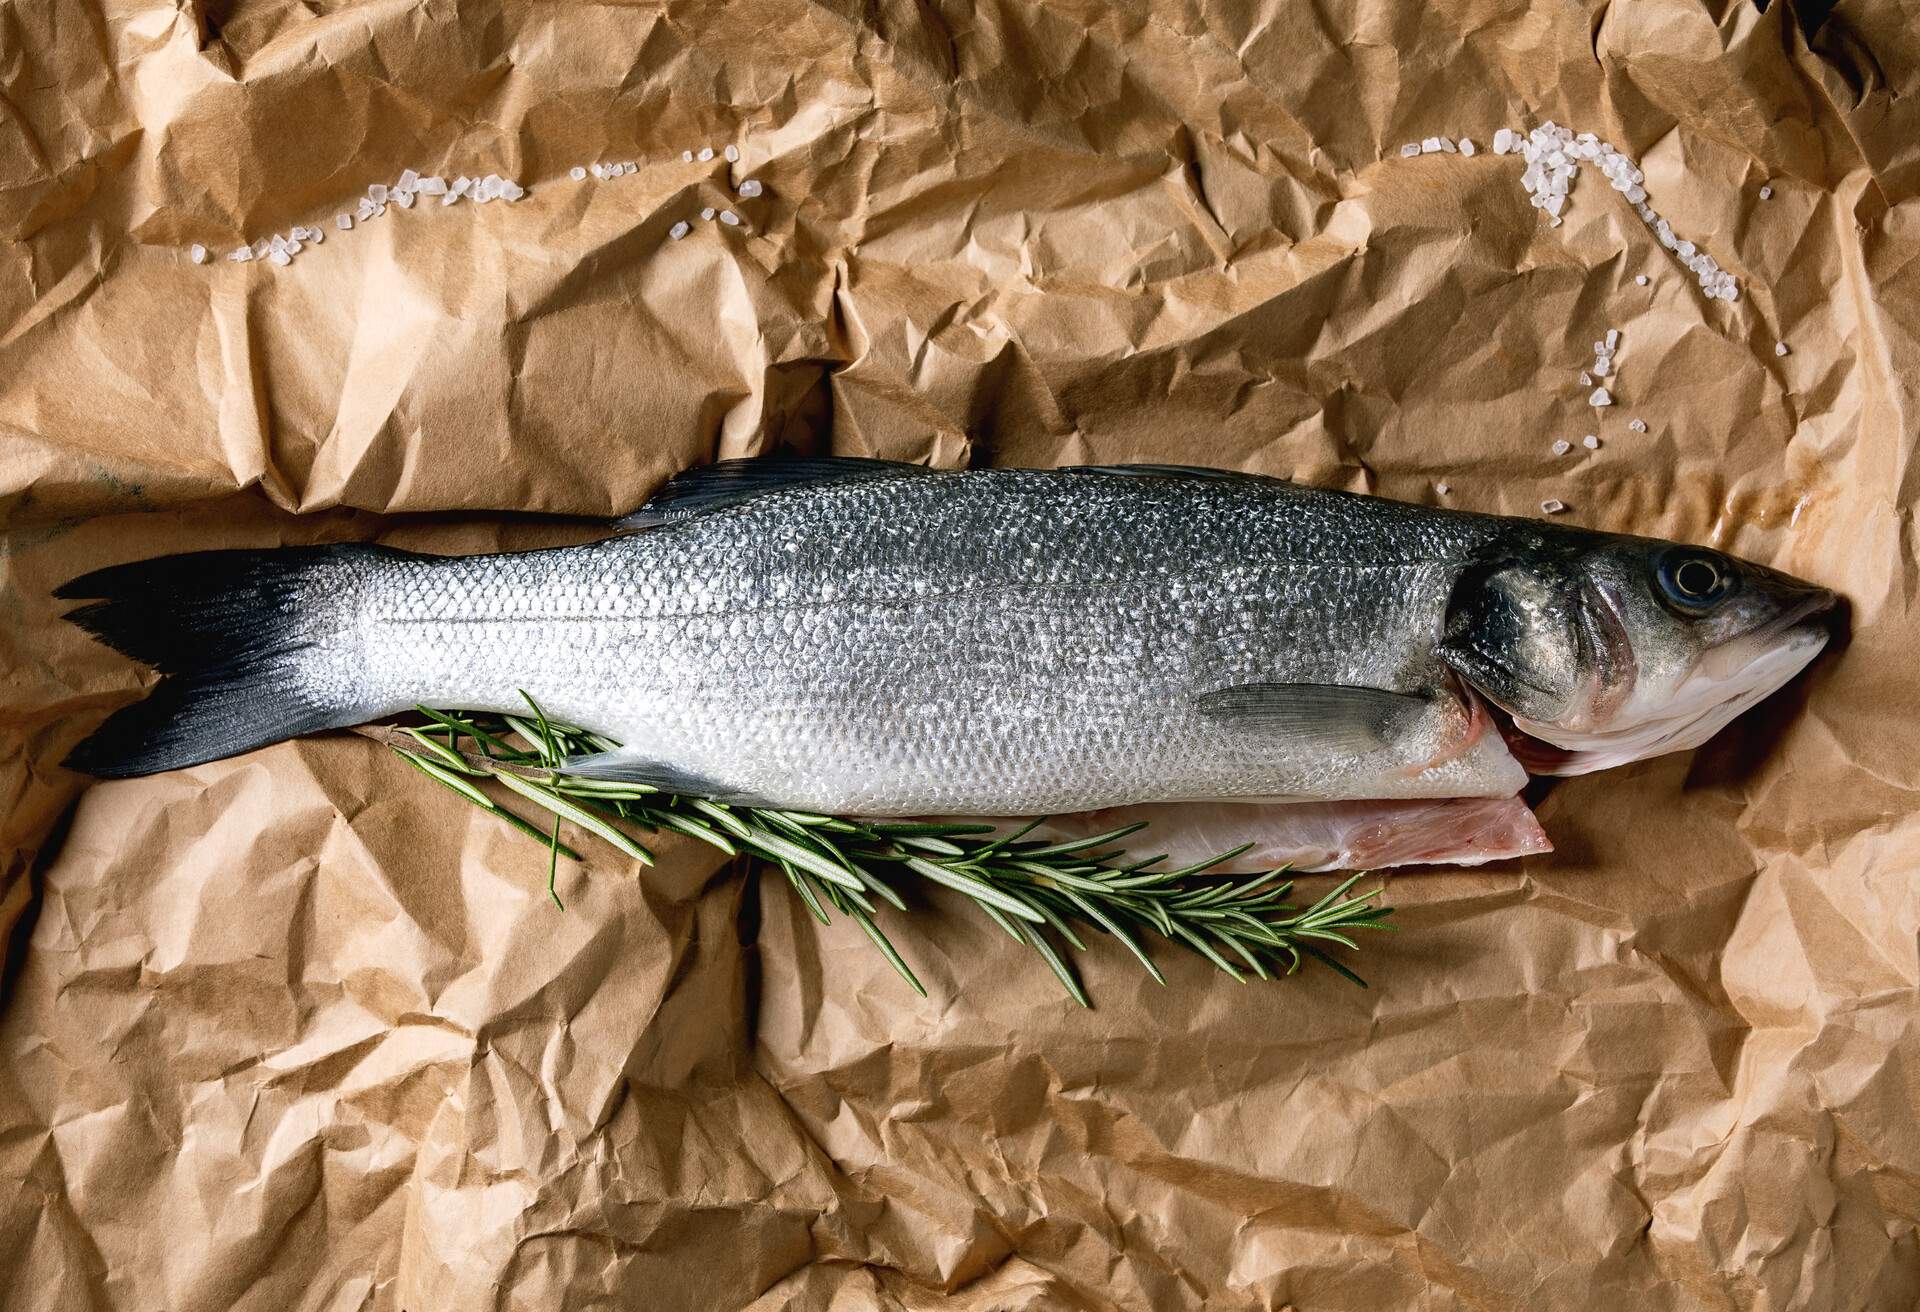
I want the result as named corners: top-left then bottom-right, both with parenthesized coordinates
top-left (3, 0), bottom-right (1917, 1307)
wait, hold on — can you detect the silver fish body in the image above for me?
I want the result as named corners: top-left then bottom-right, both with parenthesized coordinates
top-left (60, 461), bottom-right (1838, 815)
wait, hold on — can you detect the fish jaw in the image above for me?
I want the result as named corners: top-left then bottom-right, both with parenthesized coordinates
top-left (1508, 623), bottom-right (1829, 775)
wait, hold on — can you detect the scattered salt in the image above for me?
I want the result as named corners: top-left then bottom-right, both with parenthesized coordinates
top-left (190, 244), bottom-right (207, 264)
top-left (1593, 357), bottom-right (1610, 376)
top-left (309, 228), bottom-right (323, 244)
top-left (395, 190), bottom-right (415, 208)
top-left (1628, 419), bottom-right (1648, 432)
top-left (1583, 434), bottom-right (1600, 449)
top-left (1540, 499), bottom-right (1566, 514)
top-left (1605, 329), bottom-right (1619, 350)
top-left (571, 166), bottom-right (587, 180)
top-left (1436, 482), bottom-right (1451, 494)
top-left (1401, 143), bottom-right (1420, 158)
top-left (698, 146), bottom-right (714, 161)
top-left (1492, 128), bottom-right (1514, 155)
top-left (701, 207), bottom-right (716, 220)
top-left (1459, 138), bottom-right (1476, 156)
top-left (1438, 137), bottom-right (1457, 153)
top-left (719, 209), bottom-right (740, 226)
top-left (1635, 274), bottom-right (1648, 286)
top-left (337, 214), bottom-right (353, 230)
top-left (724, 144), bottom-right (740, 163)
top-left (738, 179), bottom-right (763, 197)
top-left (1759, 185), bottom-right (1773, 200)
top-left (1421, 137), bottom-right (1442, 154)
top-left (269, 250), bottom-right (291, 267)
top-left (1551, 438), bottom-right (1571, 455)
top-left (419, 176), bottom-right (448, 195)
top-left (669, 220), bottom-right (690, 240)
top-left (1590, 387), bottom-right (1613, 406)
top-left (397, 168), bottom-right (420, 193)
top-left (229, 246), bottom-right (252, 261)
top-left (1580, 371), bottom-right (1592, 386)
top-left (1775, 341), bottom-right (1789, 356)
top-left (682, 150), bottom-right (694, 162)
top-left (369, 184), bottom-right (388, 204)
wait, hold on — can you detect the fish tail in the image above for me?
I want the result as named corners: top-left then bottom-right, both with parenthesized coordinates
top-left (58, 544), bottom-right (400, 778)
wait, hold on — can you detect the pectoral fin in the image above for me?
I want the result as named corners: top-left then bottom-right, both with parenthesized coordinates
top-left (1193, 683), bottom-right (1428, 754)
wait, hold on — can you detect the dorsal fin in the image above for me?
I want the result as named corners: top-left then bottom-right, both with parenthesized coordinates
top-left (614, 457), bottom-right (934, 530)
top-left (1060, 463), bottom-right (1298, 487)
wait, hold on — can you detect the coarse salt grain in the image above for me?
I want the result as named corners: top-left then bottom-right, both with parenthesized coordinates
top-left (571, 166), bottom-right (587, 180)
top-left (1580, 371), bottom-right (1592, 385)
top-left (1421, 137), bottom-right (1442, 154)
top-left (724, 144), bottom-right (740, 162)
top-left (309, 228), bottom-right (323, 244)
top-left (1401, 143), bottom-right (1420, 158)
top-left (395, 190), bottom-right (414, 208)
top-left (1541, 499), bottom-right (1566, 514)
top-left (1492, 128), bottom-right (1514, 155)
top-left (1775, 341), bottom-right (1789, 356)
top-left (1436, 481), bottom-right (1451, 495)
top-left (1759, 185), bottom-right (1773, 200)
top-left (190, 244), bottom-right (207, 264)
top-left (269, 250), bottom-right (291, 267)
top-left (1583, 435), bottom-right (1600, 449)
top-left (369, 184), bottom-right (388, 203)
top-left (1551, 439), bottom-right (1571, 455)
top-left (1629, 419), bottom-right (1648, 432)
top-left (1460, 138), bottom-right (1476, 156)
top-left (739, 179), bottom-right (763, 197)
top-left (719, 209), bottom-right (740, 225)
top-left (682, 150), bottom-right (694, 162)
top-left (419, 176), bottom-right (448, 195)
top-left (701, 207), bottom-right (716, 220)
top-left (230, 246), bottom-right (252, 261)
top-left (698, 147), bottom-right (714, 161)
top-left (337, 214), bottom-right (353, 230)
top-left (1590, 387), bottom-right (1612, 406)
top-left (1635, 274), bottom-right (1648, 285)
top-left (1605, 329), bottom-right (1618, 349)
top-left (669, 220), bottom-right (690, 240)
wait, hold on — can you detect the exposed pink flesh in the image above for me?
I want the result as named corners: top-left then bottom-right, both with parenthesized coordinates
top-left (1005, 795), bottom-right (1552, 873)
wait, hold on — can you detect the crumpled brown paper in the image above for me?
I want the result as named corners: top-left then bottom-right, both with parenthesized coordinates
top-left (4, 0), bottom-right (1918, 1306)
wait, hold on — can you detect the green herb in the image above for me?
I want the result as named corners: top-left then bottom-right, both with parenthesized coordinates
top-left (367, 703), bottom-right (1394, 1004)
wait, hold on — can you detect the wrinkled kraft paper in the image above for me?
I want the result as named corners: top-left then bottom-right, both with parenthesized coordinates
top-left (3, 0), bottom-right (1918, 1307)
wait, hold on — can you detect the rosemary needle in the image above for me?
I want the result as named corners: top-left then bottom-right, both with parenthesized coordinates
top-left (380, 702), bottom-right (1394, 1004)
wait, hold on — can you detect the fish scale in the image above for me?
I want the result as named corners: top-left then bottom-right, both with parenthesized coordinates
top-left (305, 469), bottom-right (1521, 813)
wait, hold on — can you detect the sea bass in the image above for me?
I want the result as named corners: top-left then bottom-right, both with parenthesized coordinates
top-left (61, 460), bottom-right (1836, 847)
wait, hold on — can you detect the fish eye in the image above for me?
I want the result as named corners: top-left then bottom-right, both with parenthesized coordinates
top-left (1655, 549), bottom-right (1735, 612)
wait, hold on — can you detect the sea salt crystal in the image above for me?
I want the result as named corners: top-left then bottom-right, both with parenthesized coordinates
top-left (1635, 274), bottom-right (1648, 286)
top-left (1593, 357), bottom-right (1610, 376)
top-left (1421, 137), bottom-right (1442, 154)
top-left (1541, 499), bottom-right (1566, 514)
top-left (1605, 329), bottom-right (1619, 350)
top-left (419, 176), bottom-right (448, 195)
top-left (1551, 438), bottom-right (1571, 455)
top-left (698, 146), bottom-right (714, 161)
top-left (724, 144), bottom-right (740, 162)
top-left (1590, 387), bottom-right (1612, 406)
top-left (190, 244), bottom-right (207, 264)
top-left (1775, 341), bottom-right (1789, 356)
top-left (1460, 138), bottom-right (1476, 156)
top-left (309, 228), bottom-right (323, 244)
top-left (253, 239), bottom-right (271, 258)
top-left (285, 239), bottom-right (302, 254)
top-left (1580, 371), bottom-right (1592, 386)
top-left (622, 163), bottom-right (636, 174)
top-left (269, 233), bottom-right (288, 254)
top-left (1438, 137), bottom-right (1456, 153)
top-left (571, 166), bottom-right (587, 180)
top-left (1436, 482), bottom-right (1450, 494)
top-left (1493, 128), bottom-right (1514, 155)
top-left (700, 206), bottom-right (716, 220)
top-left (230, 246), bottom-right (252, 261)
top-left (501, 180), bottom-right (526, 201)
top-left (397, 169), bottom-right (420, 193)
top-left (669, 220), bottom-right (690, 240)
top-left (395, 190), bottom-right (414, 208)
top-left (1759, 185), bottom-right (1773, 200)
top-left (452, 176), bottom-right (472, 197)
top-left (336, 214), bottom-right (353, 230)
top-left (1629, 419), bottom-right (1648, 432)
top-left (269, 250), bottom-right (290, 267)
top-left (682, 150), bottom-right (694, 162)
top-left (369, 184), bottom-right (388, 204)
top-left (1583, 435), bottom-right (1600, 449)
top-left (1401, 143), bottom-right (1420, 158)
top-left (739, 179), bottom-right (763, 197)
top-left (719, 209), bottom-right (740, 225)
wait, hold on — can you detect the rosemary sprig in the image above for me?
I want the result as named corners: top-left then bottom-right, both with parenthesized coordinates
top-left (369, 703), bottom-right (1394, 1004)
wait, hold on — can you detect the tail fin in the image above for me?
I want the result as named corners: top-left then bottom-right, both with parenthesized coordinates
top-left (58, 544), bottom-right (397, 779)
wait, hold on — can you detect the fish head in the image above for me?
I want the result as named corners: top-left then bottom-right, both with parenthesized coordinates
top-left (1437, 534), bottom-right (1837, 775)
